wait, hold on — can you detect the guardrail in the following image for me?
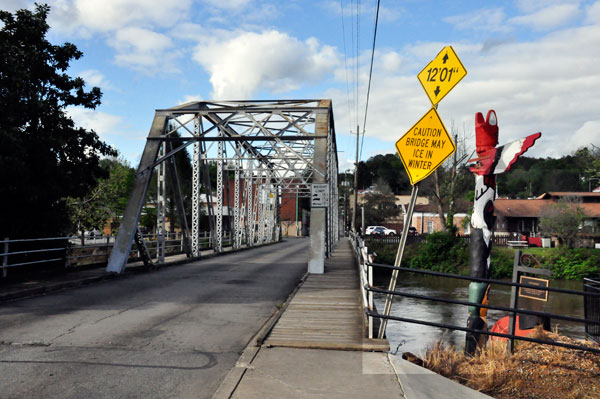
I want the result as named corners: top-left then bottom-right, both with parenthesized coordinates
top-left (365, 258), bottom-right (600, 355)
top-left (0, 232), bottom-right (236, 278)
top-left (352, 237), bottom-right (600, 354)
top-left (584, 278), bottom-right (600, 344)
top-left (349, 231), bottom-right (374, 338)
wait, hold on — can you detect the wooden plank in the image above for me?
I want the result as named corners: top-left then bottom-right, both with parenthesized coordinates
top-left (264, 239), bottom-right (388, 351)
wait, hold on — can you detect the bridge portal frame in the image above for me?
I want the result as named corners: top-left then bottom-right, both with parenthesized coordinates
top-left (107, 100), bottom-right (339, 274)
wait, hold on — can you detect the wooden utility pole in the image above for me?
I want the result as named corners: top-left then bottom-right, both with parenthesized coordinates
top-left (352, 125), bottom-right (359, 232)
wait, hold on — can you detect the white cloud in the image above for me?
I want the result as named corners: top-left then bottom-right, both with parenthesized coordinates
top-left (193, 30), bottom-right (338, 99)
top-left (201, 0), bottom-right (251, 11)
top-left (444, 8), bottom-right (511, 33)
top-left (48, 0), bottom-right (192, 35)
top-left (585, 1), bottom-right (600, 23)
top-left (110, 27), bottom-right (180, 74)
top-left (178, 94), bottom-right (204, 105)
top-left (569, 121), bottom-right (600, 152)
top-left (378, 51), bottom-right (403, 74)
top-left (322, 0), bottom-right (402, 22)
top-left (509, 3), bottom-right (581, 31)
top-left (1, 0), bottom-right (30, 12)
top-left (78, 69), bottom-right (113, 90)
top-left (516, 0), bottom-right (580, 13)
top-left (329, 22), bottom-right (600, 159)
top-left (66, 107), bottom-right (122, 139)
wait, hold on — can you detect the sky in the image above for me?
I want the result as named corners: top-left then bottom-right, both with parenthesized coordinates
top-left (4, 0), bottom-right (600, 172)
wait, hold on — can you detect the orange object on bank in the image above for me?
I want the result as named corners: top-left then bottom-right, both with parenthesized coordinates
top-left (490, 315), bottom-right (537, 342)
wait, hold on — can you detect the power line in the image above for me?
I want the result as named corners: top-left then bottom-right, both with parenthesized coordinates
top-left (340, 0), bottom-right (353, 159)
top-left (350, 0), bottom-right (356, 130)
top-left (359, 0), bottom-right (381, 161)
top-left (356, 0), bottom-right (360, 131)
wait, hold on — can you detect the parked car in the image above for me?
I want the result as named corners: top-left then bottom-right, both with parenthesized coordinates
top-left (408, 226), bottom-right (418, 236)
top-left (365, 226), bottom-right (383, 235)
top-left (367, 226), bottom-right (397, 236)
top-left (85, 229), bottom-right (102, 238)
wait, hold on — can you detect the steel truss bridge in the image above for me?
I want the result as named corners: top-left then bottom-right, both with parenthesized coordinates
top-left (107, 100), bottom-right (340, 274)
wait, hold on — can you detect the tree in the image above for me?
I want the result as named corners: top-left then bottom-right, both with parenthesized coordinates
top-left (428, 121), bottom-right (473, 231)
top-left (539, 196), bottom-right (588, 249)
top-left (0, 4), bottom-right (116, 238)
top-left (574, 145), bottom-right (600, 191)
top-left (361, 181), bottom-right (397, 227)
top-left (66, 157), bottom-right (135, 242)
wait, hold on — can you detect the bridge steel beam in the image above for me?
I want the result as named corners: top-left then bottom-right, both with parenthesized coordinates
top-left (107, 100), bottom-right (338, 275)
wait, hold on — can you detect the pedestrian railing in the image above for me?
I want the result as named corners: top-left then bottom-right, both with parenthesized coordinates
top-left (0, 232), bottom-right (236, 278)
top-left (349, 238), bottom-right (600, 354)
top-left (350, 231), bottom-right (374, 338)
top-left (365, 259), bottom-right (600, 354)
top-left (584, 278), bottom-right (600, 344)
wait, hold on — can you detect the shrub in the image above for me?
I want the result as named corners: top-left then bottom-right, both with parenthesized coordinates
top-left (490, 247), bottom-right (514, 279)
top-left (550, 249), bottom-right (600, 280)
top-left (405, 231), bottom-right (469, 274)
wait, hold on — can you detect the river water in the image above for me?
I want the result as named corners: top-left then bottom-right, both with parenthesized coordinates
top-left (373, 274), bottom-right (586, 355)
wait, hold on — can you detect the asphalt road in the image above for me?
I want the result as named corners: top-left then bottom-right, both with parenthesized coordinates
top-left (0, 238), bottom-right (310, 399)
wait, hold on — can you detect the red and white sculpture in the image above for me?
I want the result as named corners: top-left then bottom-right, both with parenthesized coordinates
top-left (464, 110), bottom-right (541, 355)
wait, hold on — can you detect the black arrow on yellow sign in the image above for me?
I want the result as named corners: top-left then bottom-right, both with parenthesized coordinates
top-left (434, 86), bottom-right (440, 96)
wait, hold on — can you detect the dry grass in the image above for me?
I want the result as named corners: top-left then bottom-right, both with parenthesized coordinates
top-left (414, 329), bottom-right (600, 399)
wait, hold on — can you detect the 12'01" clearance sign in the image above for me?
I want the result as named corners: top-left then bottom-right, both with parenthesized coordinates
top-left (395, 108), bottom-right (456, 185)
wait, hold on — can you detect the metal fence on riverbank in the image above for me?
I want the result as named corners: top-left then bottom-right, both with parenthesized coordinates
top-left (584, 278), bottom-right (600, 344)
top-left (351, 234), bottom-right (600, 355)
top-left (363, 233), bottom-right (510, 246)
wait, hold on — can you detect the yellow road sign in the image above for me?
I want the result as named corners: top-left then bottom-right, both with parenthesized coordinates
top-left (417, 46), bottom-right (467, 106)
top-left (395, 108), bottom-right (456, 185)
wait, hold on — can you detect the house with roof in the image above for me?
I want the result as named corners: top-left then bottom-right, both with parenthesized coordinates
top-left (494, 192), bottom-right (600, 244)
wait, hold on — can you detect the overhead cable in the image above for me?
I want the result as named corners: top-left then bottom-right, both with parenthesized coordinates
top-left (360, 0), bottom-right (381, 161)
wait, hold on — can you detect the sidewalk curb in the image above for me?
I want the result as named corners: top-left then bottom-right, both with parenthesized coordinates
top-left (211, 271), bottom-right (310, 399)
top-left (387, 353), bottom-right (494, 399)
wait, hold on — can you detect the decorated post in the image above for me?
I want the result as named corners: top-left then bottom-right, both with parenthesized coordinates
top-left (465, 110), bottom-right (541, 355)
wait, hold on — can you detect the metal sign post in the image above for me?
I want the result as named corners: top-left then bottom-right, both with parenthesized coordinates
top-left (378, 46), bottom-right (465, 339)
top-left (378, 182), bottom-right (419, 338)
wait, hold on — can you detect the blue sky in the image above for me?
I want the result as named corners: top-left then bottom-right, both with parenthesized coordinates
top-left (4, 0), bottom-right (600, 172)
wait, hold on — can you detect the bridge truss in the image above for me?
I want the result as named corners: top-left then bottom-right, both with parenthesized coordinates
top-left (107, 100), bottom-right (340, 274)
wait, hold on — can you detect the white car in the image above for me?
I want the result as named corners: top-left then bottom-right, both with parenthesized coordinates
top-left (365, 226), bottom-right (397, 235)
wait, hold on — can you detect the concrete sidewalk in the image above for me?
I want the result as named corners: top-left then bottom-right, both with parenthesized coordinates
top-left (213, 238), bottom-right (493, 399)
top-left (217, 346), bottom-right (493, 399)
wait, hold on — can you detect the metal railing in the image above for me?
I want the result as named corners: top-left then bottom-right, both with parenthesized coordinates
top-left (1, 232), bottom-right (238, 278)
top-left (349, 231), bottom-right (374, 338)
top-left (364, 233), bottom-right (510, 246)
top-left (364, 259), bottom-right (600, 355)
top-left (584, 278), bottom-right (600, 344)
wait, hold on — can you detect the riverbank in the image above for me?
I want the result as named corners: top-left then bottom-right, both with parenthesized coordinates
top-left (412, 328), bottom-right (600, 399)
top-left (366, 233), bottom-right (600, 280)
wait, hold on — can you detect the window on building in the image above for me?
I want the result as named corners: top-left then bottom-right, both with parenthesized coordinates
top-left (427, 221), bottom-right (434, 233)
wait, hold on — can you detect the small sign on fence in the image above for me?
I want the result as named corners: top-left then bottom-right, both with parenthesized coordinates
top-left (519, 276), bottom-right (549, 302)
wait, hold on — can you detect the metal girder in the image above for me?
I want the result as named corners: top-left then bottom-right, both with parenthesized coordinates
top-left (215, 140), bottom-right (223, 253)
top-left (107, 100), bottom-right (339, 275)
top-left (157, 142), bottom-right (167, 263)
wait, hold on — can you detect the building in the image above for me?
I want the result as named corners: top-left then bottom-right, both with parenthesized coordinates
top-left (410, 202), bottom-right (470, 235)
top-left (494, 192), bottom-right (600, 240)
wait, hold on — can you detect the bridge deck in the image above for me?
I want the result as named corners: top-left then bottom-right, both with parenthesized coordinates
top-left (265, 238), bottom-right (388, 351)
